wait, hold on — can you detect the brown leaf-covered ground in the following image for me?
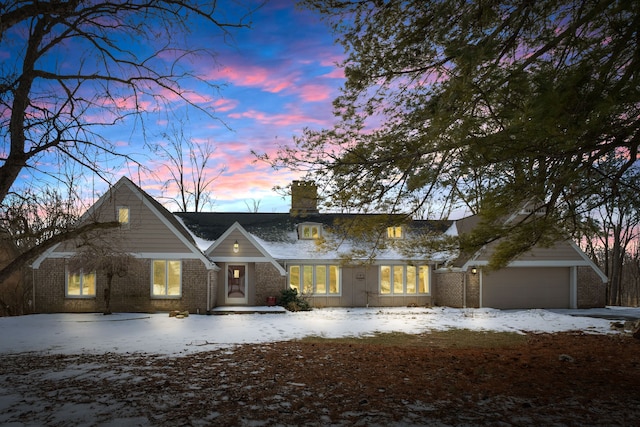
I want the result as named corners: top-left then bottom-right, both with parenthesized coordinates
top-left (1, 332), bottom-right (639, 426)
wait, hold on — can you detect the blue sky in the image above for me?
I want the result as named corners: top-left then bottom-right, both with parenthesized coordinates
top-left (5, 0), bottom-right (345, 213)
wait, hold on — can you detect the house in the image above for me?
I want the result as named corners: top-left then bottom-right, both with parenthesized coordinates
top-left (0, 231), bottom-right (25, 316)
top-left (30, 177), bottom-right (607, 313)
top-left (441, 208), bottom-right (608, 309)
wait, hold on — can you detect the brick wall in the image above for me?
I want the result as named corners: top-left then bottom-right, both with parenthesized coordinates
top-left (577, 266), bottom-right (606, 308)
top-left (466, 272), bottom-right (480, 308)
top-left (433, 271), bottom-right (465, 307)
top-left (254, 263), bottom-right (286, 306)
top-left (34, 258), bottom-right (212, 314)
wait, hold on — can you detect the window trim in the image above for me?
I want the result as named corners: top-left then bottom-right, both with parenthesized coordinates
top-left (117, 206), bottom-right (130, 229)
top-left (298, 223), bottom-right (322, 240)
top-left (379, 264), bottom-right (430, 295)
top-left (288, 264), bottom-right (341, 296)
top-left (66, 268), bottom-right (97, 298)
top-left (386, 226), bottom-right (403, 239)
top-left (151, 259), bottom-right (182, 298)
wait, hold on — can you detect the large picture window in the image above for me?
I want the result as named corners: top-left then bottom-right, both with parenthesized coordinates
top-left (289, 264), bottom-right (340, 295)
top-left (152, 260), bottom-right (181, 297)
top-left (380, 265), bottom-right (430, 295)
top-left (67, 270), bottom-right (96, 297)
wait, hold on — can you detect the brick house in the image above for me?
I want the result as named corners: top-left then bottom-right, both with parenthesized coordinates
top-left (30, 177), bottom-right (607, 313)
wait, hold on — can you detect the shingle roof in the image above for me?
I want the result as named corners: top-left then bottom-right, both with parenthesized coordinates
top-left (175, 211), bottom-right (452, 243)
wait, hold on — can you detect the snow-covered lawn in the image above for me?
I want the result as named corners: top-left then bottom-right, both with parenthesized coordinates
top-left (2, 306), bottom-right (638, 356)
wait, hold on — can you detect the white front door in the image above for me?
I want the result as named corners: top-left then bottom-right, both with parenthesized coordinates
top-left (226, 264), bottom-right (248, 304)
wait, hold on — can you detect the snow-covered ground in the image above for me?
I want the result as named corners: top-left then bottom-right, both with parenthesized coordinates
top-left (1, 306), bottom-right (638, 356)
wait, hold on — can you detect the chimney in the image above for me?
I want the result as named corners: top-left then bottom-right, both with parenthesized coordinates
top-left (290, 180), bottom-right (319, 216)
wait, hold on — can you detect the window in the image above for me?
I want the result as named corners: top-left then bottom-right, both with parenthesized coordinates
top-left (289, 264), bottom-right (340, 295)
top-left (299, 223), bottom-right (321, 240)
top-left (380, 265), bottom-right (430, 295)
top-left (386, 226), bottom-right (403, 239)
top-left (118, 206), bottom-right (130, 228)
top-left (152, 260), bottom-right (181, 297)
top-left (67, 269), bottom-right (96, 297)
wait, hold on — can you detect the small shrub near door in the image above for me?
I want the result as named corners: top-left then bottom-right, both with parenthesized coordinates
top-left (279, 288), bottom-right (311, 312)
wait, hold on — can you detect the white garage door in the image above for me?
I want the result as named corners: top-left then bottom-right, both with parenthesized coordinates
top-left (482, 267), bottom-right (570, 309)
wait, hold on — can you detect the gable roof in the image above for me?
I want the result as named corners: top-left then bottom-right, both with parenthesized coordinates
top-left (448, 214), bottom-right (607, 281)
top-left (176, 212), bottom-right (453, 262)
top-left (205, 221), bottom-right (286, 275)
top-left (32, 177), bottom-right (217, 270)
top-left (94, 177), bottom-right (198, 247)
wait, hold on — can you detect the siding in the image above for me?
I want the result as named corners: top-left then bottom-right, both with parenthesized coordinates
top-left (304, 264), bottom-right (433, 308)
top-left (209, 230), bottom-right (264, 259)
top-left (54, 183), bottom-right (193, 254)
top-left (475, 240), bottom-right (584, 262)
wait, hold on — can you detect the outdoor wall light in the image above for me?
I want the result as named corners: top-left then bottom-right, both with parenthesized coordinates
top-left (471, 267), bottom-right (478, 275)
top-left (233, 240), bottom-right (239, 253)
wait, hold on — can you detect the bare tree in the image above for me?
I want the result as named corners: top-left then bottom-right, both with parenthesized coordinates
top-left (575, 157), bottom-right (640, 306)
top-left (69, 243), bottom-right (140, 315)
top-left (244, 198), bottom-right (262, 213)
top-left (154, 123), bottom-right (225, 212)
top-left (1, 1), bottom-right (251, 282)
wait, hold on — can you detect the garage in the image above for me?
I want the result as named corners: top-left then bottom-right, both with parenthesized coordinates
top-left (482, 267), bottom-right (571, 309)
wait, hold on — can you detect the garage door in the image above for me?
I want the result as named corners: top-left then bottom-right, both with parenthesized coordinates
top-left (482, 267), bottom-right (570, 309)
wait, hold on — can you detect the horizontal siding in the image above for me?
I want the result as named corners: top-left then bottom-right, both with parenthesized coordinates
top-left (54, 182), bottom-right (192, 254)
top-left (476, 240), bottom-right (583, 262)
top-left (209, 230), bottom-right (264, 258)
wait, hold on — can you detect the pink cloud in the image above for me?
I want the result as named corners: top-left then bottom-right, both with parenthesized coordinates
top-left (228, 109), bottom-right (325, 127)
top-left (213, 98), bottom-right (238, 112)
top-left (298, 84), bottom-right (331, 102)
top-left (208, 64), bottom-right (296, 94)
top-left (323, 68), bottom-right (345, 79)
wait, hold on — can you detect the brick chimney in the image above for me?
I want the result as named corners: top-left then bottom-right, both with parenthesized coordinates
top-left (290, 180), bottom-right (319, 216)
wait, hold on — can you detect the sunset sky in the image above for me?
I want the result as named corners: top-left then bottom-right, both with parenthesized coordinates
top-left (7, 0), bottom-right (346, 213)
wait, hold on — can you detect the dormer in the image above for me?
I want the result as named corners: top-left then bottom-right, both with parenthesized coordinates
top-left (517, 199), bottom-right (545, 217)
top-left (386, 226), bottom-right (403, 239)
top-left (298, 222), bottom-right (322, 240)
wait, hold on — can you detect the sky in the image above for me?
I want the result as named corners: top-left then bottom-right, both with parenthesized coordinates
top-left (5, 0), bottom-right (346, 213)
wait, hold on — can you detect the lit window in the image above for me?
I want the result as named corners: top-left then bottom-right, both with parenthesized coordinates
top-left (289, 266), bottom-right (300, 293)
top-left (299, 223), bottom-right (321, 240)
top-left (288, 264), bottom-right (340, 295)
top-left (386, 226), bottom-right (403, 239)
top-left (118, 206), bottom-right (130, 227)
top-left (379, 265), bottom-right (430, 295)
top-left (419, 265), bottom-right (430, 293)
top-left (152, 260), bottom-right (181, 297)
top-left (67, 269), bottom-right (96, 297)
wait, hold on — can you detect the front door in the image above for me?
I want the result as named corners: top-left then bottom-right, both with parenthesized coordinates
top-left (226, 264), bottom-right (248, 304)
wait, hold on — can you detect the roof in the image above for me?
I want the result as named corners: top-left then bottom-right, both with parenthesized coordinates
top-left (119, 177), bottom-right (197, 247)
top-left (31, 177), bottom-right (216, 270)
top-left (175, 212), bottom-right (452, 243)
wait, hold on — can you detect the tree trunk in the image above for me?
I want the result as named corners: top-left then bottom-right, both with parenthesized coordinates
top-left (104, 273), bottom-right (113, 315)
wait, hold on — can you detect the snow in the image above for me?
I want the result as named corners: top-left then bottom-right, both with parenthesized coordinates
top-left (1, 306), bottom-right (638, 356)
top-left (172, 215), bottom-right (214, 252)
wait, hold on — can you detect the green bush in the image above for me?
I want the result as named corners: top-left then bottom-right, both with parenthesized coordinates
top-left (279, 288), bottom-right (312, 312)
